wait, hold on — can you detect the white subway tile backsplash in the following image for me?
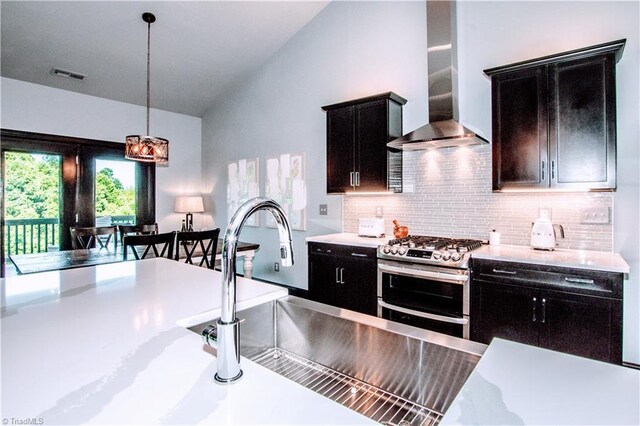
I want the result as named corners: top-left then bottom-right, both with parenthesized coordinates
top-left (344, 145), bottom-right (613, 251)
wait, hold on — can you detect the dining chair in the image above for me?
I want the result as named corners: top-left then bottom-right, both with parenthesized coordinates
top-left (118, 223), bottom-right (158, 244)
top-left (123, 232), bottom-right (175, 261)
top-left (70, 226), bottom-right (118, 249)
top-left (174, 228), bottom-right (221, 269)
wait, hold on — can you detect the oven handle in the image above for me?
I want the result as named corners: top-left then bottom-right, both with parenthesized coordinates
top-left (378, 263), bottom-right (468, 284)
top-left (378, 300), bottom-right (469, 325)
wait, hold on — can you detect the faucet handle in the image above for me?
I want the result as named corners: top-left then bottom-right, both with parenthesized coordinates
top-left (202, 324), bottom-right (218, 346)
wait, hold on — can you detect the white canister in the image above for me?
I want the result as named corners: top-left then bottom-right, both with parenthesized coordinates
top-left (489, 229), bottom-right (501, 246)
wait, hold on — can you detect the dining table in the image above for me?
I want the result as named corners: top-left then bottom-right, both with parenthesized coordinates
top-left (9, 239), bottom-right (260, 278)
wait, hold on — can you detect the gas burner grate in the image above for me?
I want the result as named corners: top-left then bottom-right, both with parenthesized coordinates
top-left (387, 236), bottom-right (483, 252)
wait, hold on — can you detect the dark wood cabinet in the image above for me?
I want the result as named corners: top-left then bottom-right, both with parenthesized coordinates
top-left (308, 242), bottom-right (377, 315)
top-left (484, 39), bottom-right (625, 192)
top-left (471, 258), bottom-right (623, 364)
top-left (322, 92), bottom-right (406, 194)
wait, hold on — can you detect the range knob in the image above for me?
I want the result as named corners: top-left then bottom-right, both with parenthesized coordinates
top-left (432, 250), bottom-right (442, 260)
top-left (390, 246), bottom-right (399, 255)
top-left (382, 245), bottom-right (391, 254)
top-left (442, 251), bottom-right (452, 261)
top-left (398, 246), bottom-right (408, 255)
top-left (451, 252), bottom-right (462, 262)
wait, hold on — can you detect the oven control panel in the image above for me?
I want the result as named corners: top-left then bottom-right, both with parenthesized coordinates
top-left (378, 245), bottom-right (467, 267)
top-left (406, 249), bottom-right (433, 259)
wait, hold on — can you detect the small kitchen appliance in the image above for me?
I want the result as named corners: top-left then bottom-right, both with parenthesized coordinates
top-left (531, 211), bottom-right (565, 250)
top-left (358, 218), bottom-right (385, 238)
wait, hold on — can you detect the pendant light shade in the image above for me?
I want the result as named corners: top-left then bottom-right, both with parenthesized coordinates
top-left (125, 12), bottom-right (169, 163)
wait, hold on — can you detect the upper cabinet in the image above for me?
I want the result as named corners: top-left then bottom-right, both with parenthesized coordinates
top-left (484, 40), bottom-right (625, 192)
top-left (322, 92), bottom-right (406, 194)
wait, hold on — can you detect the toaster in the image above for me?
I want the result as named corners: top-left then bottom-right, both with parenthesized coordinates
top-left (358, 218), bottom-right (385, 238)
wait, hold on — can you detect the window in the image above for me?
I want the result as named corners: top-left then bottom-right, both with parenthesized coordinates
top-left (0, 129), bottom-right (156, 277)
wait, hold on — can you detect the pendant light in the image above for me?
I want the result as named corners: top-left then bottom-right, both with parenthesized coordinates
top-left (125, 12), bottom-right (169, 163)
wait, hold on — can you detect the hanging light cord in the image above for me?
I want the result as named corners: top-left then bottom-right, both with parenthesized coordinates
top-left (146, 18), bottom-right (151, 136)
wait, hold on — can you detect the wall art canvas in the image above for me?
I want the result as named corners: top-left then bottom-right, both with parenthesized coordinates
top-left (227, 158), bottom-right (260, 227)
top-left (265, 152), bottom-right (307, 230)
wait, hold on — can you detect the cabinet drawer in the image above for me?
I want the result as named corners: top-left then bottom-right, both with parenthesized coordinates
top-left (308, 242), bottom-right (377, 261)
top-left (471, 259), bottom-right (622, 299)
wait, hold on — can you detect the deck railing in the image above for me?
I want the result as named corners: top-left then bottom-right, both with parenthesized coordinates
top-left (4, 215), bottom-right (135, 256)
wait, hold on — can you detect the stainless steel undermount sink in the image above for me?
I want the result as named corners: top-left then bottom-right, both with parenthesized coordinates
top-left (188, 296), bottom-right (485, 426)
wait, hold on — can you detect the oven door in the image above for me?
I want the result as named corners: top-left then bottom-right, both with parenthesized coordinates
top-left (377, 259), bottom-right (470, 339)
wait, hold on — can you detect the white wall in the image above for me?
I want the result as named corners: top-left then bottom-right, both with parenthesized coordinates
top-left (201, 1), bottom-right (428, 287)
top-left (1, 77), bottom-right (203, 232)
top-left (455, 1), bottom-right (640, 364)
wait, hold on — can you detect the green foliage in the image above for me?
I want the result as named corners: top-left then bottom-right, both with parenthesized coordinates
top-left (4, 152), bottom-right (60, 219)
top-left (95, 168), bottom-right (135, 216)
top-left (4, 154), bottom-right (135, 219)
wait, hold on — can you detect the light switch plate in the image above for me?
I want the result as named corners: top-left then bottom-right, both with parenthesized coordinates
top-left (580, 207), bottom-right (610, 224)
top-left (319, 204), bottom-right (328, 216)
top-left (375, 206), bottom-right (384, 217)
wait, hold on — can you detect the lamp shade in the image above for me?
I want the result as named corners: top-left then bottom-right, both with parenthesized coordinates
top-left (174, 196), bottom-right (204, 213)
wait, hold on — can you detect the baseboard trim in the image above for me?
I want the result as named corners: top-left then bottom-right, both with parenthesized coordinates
top-left (622, 361), bottom-right (640, 370)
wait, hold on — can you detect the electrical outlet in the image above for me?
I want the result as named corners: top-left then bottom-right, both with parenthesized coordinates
top-left (375, 206), bottom-right (384, 217)
top-left (274, 262), bottom-right (280, 272)
top-left (319, 204), bottom-right (328, 216)
top-left (580, 207), bottom-right (610, 224)
top-left (539, 208), bottom-right (551, 221)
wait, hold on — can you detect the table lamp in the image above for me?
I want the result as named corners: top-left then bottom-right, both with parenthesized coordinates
top-left (174, 196), bottom-right (204, 231)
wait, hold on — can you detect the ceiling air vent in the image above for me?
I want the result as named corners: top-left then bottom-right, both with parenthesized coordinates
top-left (51, 67), bottom-right (86, 81)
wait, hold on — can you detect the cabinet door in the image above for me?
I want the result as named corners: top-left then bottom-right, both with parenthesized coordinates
top-left (491, 66), bottom-right (549, 190)
top-left (471, 279), bottom-right (539, 346)
top-left (549, 54), bottom-right (616, 189)
top-left (326, 107), bottom-right (355, 193)
top-left (308, 255), bottom-right (340, 307)
top-left (338, 257), bottom-right (377, 315)
top-left (355, 99), bottom-right (389, 192)
top-left (539, 289), bottom-right (622, 364)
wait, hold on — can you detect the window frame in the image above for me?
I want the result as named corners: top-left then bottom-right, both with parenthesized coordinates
top-left (1, 129), bottom-right (156, 276)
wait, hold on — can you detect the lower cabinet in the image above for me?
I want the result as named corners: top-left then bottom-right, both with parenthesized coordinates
top-left (308, 242), bottom-right (377, 316)
top-left (471, 259), bottom-right (623, 364)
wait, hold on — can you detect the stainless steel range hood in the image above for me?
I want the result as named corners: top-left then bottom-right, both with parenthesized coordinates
top-left (388, 0), bottom-right (488, 151)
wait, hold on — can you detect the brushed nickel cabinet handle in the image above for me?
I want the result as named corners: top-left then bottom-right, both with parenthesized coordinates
top-left (565, 277), bottom-right (595, 284)
top-left (532, 297), bottom-right (537, 322)
top-left (541, 298), bottom-right (546, 324)
top-left (335, 267), bottom-right (340, 284)
top-left (351, 253), bottom-right (368, 258)
top-left (542, 161), bottom-right (545, 181)
top-left (340, 268), bottom-right (345, 284)
top-left (492, 268), bottom-right (517, 275)
top-left (350, 172), bottom-right (354, 187)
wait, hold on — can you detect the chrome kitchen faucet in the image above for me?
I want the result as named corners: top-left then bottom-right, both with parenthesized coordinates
top-left (205, 197), bottom-right (294, 384)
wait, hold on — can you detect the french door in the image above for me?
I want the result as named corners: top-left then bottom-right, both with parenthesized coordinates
top-left (1, 129), bottom-right (155, 277)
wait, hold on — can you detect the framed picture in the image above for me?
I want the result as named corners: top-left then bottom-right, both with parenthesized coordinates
top-left (265, 152), bottom-right (306, 231)
top-left (227, 157), bottom-right (260, 227)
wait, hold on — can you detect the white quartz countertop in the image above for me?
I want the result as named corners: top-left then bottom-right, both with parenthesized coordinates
top-left (307, 233), bottom-right (630, 273)
top-left (440, 338), bottom-right (640, 425)
top-left (306, 232), bottom-right (387, 248)
top-left (473, 244), bottom-right (630, 273)
top-left (1, 258), bottom-right (373, 425)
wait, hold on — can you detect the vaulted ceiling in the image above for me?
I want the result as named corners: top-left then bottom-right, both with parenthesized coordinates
top-left (1, 1), bottom-right (329, 117)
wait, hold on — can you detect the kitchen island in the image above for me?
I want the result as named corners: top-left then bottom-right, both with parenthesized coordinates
top-left (1, 258), bottom-right (373, 424)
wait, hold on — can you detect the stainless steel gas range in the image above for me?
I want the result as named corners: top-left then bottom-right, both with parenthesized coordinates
top-left (377, 235), bottom-right (484, 339)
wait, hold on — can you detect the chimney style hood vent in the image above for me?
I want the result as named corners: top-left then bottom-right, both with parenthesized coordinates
top-left (388, 0), bottom-right (487, 151)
